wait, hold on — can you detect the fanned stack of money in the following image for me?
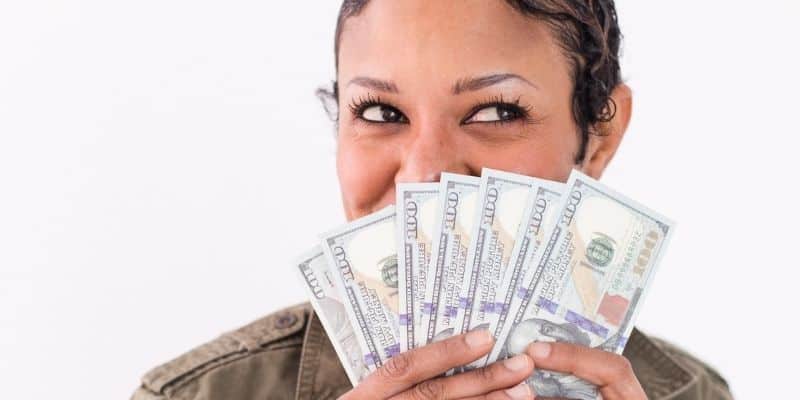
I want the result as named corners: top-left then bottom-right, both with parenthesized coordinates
top-left (294, 168), bottom-right (673, 399)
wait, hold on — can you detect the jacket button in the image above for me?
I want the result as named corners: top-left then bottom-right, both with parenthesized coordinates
top-left (274, 313), bottom-right (297, 329)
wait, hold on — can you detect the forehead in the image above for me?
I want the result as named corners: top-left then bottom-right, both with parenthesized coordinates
top-left (337, 0), bottom-right (571, 90)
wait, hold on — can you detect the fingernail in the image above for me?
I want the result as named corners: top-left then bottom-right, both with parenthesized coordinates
top-left (503, 355), bottom-right (531, 372)
top-left (465, 329), bottom-right (493, 349)
top-left (505, 382), bottom-right (532, 400)
top-left (529, 342), bottom-right (551, 359)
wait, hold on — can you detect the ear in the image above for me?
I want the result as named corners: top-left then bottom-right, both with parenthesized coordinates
top-left (578, 83), bottom-right (633, 179)
top-left (315, 81), bottom-right (340, 123)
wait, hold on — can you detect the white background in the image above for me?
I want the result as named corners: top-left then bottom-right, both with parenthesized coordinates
top-left (1, 1), bottom-right (798, 398)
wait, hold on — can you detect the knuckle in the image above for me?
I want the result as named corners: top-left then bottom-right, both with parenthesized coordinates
top-left (413, 379), bottom-right (446, 400)
top-left (380, 353), bottom-right (413, 381)
top-left (556, 341), bottom-right (579, 357)
top-left (441, 335), bottom-right (467, 357)
top-left (550, 342), bottom-right (579, 369)
top-left (611, 355), bottom-right (633, 376)
top-left (474, 364), bottom-right (497, 382)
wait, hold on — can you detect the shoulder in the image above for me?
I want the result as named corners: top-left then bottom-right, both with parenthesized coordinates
top-left (130, 303), bottom-right (311, 400)
top-left (625, 328), bottom-right (734, 400)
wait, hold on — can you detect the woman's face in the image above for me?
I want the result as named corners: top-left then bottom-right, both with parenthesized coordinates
top-left (335, 0), bottom-right (631, 220)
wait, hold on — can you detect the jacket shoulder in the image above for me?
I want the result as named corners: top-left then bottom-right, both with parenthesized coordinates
top-left (131, 303), bottom-right (311, 400)
top-left (649, 335), bottom-right (734, 399)
top-left (625, 329), bottom-right (734, 400)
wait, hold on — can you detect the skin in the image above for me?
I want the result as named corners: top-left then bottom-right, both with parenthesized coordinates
top-left (334, 1), bottom-right (641, 399)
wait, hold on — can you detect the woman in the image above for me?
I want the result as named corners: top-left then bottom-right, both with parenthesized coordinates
top-left (131, 1), bottom-right (733, 399)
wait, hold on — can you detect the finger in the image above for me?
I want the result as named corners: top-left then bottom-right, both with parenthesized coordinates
top-left (342, 329), bottom-right (495, 399)
top-left (391, 354), bottom-right (534, 400)
top-left (460, 382), bottom-right (535, 400)
top-left (526, 342), bottom-right (646, 399)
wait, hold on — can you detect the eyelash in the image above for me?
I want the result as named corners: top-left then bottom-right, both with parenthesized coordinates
top-left (347, 93), bottom-right (535, 126)
top-left (347, 93), bottom-right (396, 122)
top-left (463, 94), bottom-right (535, 126)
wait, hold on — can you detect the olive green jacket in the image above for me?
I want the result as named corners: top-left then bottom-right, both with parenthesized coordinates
top-left (130, 303), bottom-right (733, 400)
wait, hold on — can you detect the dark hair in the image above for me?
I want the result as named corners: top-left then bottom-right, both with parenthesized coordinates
top-left (322, 0), bottom-right (622, 162)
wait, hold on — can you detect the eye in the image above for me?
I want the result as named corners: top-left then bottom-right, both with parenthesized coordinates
top-left (348, 94), bottom-right (408, 124)
top-left (361, 104), bottom-right (407, 123)
top-left (462, 95), bottom-right (534, 126)
top-left (465, 104), bottom-right (524, 124)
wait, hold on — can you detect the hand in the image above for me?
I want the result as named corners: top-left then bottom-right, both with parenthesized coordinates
top-left (526, 342), bottom-right (646, 400)
top-left (339, 330), bottom-right (535, 400)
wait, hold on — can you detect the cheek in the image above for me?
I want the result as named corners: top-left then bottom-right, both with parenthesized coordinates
top-left (336, 137), bottom-right (401, 220)
top-left (459, 131), bottom-right (578, 183)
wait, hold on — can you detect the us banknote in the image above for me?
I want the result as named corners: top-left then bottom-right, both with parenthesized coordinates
top-left (396, 183), bottom-right (440, 351)
top-left (421, 173), bottom-right (480, 346)
top-left (294, 246), bottom-right (368, 385)
top-left (490, 170), bottom-right (673, 399)
top-left (453, 169), bottom-right (539, 370)
top-left (487, 179), bottom-right (564, 363)
top-left (321, 205), bottom-right (401, 371)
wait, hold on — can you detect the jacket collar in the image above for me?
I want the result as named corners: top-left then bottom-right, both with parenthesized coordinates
top-left (295, 309), bottom-right (352, 400)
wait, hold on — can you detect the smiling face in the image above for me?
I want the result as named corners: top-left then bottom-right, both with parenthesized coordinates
top-left (335, 0), bottom-right (632, 220)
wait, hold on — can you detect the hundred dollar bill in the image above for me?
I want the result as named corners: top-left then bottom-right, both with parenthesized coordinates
top-left (490, 170), bottom-right (674, 400)
top-left (487, 179), bottom-right (564, 363)
top-left (321, 206), bottom-right (401, 371)
top-left (294, 246), bottom-right (368, 385)
top-left (454, 169), bottom-right (538, 370)
top-left (421, 173), bottom-right (480, 346)
top-left (396, 183), bottom-right (440, 351)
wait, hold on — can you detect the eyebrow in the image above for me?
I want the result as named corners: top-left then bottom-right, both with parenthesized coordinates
top-left (346, 73), bottom-right (537, 95)
top-left (347, 76), bottom-right (400, 93)
top-left (452, 73), bottom-right (538, 95)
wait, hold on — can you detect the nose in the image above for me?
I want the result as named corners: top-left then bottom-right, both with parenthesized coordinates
top-left (394, 125), bottom-right (471, 184)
